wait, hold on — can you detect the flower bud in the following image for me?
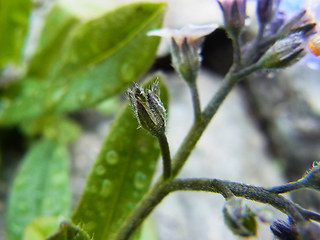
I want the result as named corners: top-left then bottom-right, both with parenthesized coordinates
top-left (258, 32), bottom-right (306, 68)
top-left (170, 37), bottom-right (201, 84)
top-left (300, 161), bottom-right (320, 191)
top-left (270, 218), bottom-right (299, 240)
top-left (257, 0), bottom-right (280, 25)
top-left (148, 24), bottom-right (218, 84)
top-left (223, 197), bottom-right (257, 237)
top-left (218, 0), bottom-right (247, 37)
top-left (127, 82), bottom-right (166, 137)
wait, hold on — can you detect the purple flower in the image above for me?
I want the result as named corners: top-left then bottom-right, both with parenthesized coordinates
top-left (217, 0), bottom-right (247, 37)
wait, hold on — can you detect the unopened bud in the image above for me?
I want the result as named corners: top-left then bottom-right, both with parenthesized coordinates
top-left (127, 82), bottom-right (166, 137)
top-left (270, 218), bottom-right (299, 240)
top-left (257, 0), bottom-right (280, 25)
top-left (301, 162), bottom-right (320, 191)
top-left (218, 0), bottom-right (247, 37)
top-left (223, 197), bottom-right (257, 237)
top-left (258, 32), bottom-right (306, 68)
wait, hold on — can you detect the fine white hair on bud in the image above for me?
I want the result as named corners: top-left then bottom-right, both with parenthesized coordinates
top-left (127, 82), bottom-right (166, 137)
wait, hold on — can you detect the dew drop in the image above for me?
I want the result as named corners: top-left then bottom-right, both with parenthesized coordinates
top-left (95, 165), bottom-right (106, 176)
top-left (105, 150), bottom-right (119, 165)
top-left (121, 63), bottom-right (135, 83)
top-left (134, 172), bottom-right (147, 190)
top-left (101, 179), bottom-right (113, 197)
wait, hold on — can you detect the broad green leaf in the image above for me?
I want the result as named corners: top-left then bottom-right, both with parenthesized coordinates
top-left (8, 139), bottom-right (71, 240)
top-left (27, 0), bottom-right (115, 78)
top-left (0, 2), bottom-right (165, 126)
top-left (23, 216), bottom-right (60, 240)
top-left (0, 0), bottom-right (32, 68)
top-left (47, 221), bottom-right (90, 240)
top-left (71, 75), bottom-right (169, 240)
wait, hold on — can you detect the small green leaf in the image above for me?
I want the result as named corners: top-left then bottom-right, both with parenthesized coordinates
top-left (0, 0), bottom-right (32, 68)
top-left (71, 75), bottom-right (169, 240)
top-left (47, 221), bottom-right (90, 240)
top-left (23, 216), bottom-right (60, 240)
top-left (7, 139), bottom-right (71, 240)
top-left (0, 2), bottom-right (165, 126)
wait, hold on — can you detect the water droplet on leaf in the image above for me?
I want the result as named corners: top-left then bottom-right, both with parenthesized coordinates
top-left (101, 179), bottom-right (113, 197)
top-left (134, 172), bottom-right (147, 190)
top-left (105, 150), bottom-right (119, 165)
top-left (95, 165), bottom-right (106, 176)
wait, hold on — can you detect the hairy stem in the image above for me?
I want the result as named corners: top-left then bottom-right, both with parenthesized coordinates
top-left (268, 181), bottom-right (305, 194)
top-left (114, 64), bottom-right (260, 240)
top-left (172, 64), bottom-right (259, 177)
top-left (168, 178), bottom-right (305, 222)
top-left (114, 177), bottom-right (320, 240)
top-left (188, 81), bottom-right (201, 121)
top-left (158, 134), bottom-right (171, 179)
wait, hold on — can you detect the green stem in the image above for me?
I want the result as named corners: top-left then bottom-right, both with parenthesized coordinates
top-left (114, 63), bottom-right (260, 240)
top-left (158, 134), bottom-right (171, 180)
top-left (232, 36), bottom-right (242, 68)
top-left (114, 177), bottom-right (320, 240)
top-left (171, 63), bottom-right (259, 178)
top-left (188, 81), bottom-right (201, 121)
top-left (268, 180), bottom-right (305, 194)
top-left (168, 178), bottom-right (305, 222)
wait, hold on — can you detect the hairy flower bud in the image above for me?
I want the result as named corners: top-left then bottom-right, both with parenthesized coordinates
top-left (301, 161), bottom-right (320, 190)
top-left (218, 0), bottom-right (247, 37)
top-left (127, 82), bottom-right (166, 137)
top-left (257, 0), bottom-right (280, 25)
top-left (270, 219), bottom-right (299, 240)
top-left (258, 32), bottom-right (306, 68)
top-left (223, 197), bottom-right (257, 237)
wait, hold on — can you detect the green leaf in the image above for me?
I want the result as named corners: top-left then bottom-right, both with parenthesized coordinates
top-left (0, 2), bottom-right (165, 126)
top-left (23, 216), bottom-right (60, 240)
top-left (71, 75), bottom-right (169, 240)
top-left (7, 139), bottom-right (71, 240)
top-left (26, 0), bottom-right (115, 78)
top-left (20, 115), bottom-right (81, 144)
top-left (47, 221), bottom-right (90, 240)
top-left (0, 0), bottom-right (32, 68)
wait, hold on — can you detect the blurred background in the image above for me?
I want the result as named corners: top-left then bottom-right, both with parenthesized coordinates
top-left (1, 0), bottom-right (320, 239)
